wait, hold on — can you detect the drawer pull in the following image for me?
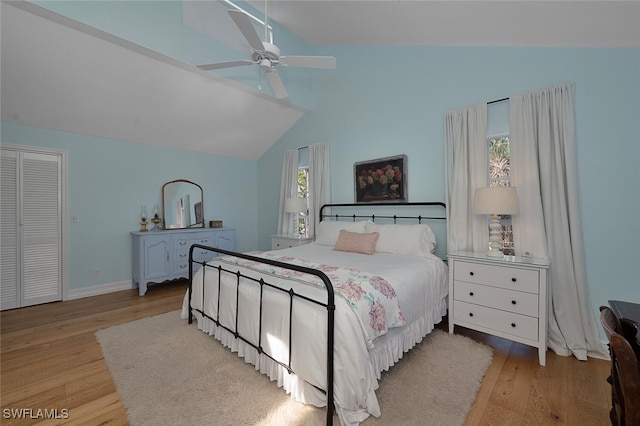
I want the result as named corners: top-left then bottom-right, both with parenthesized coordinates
top-left (469, 312), bottom-right (474, 317)
top-left (511, 300), bottom-right (516, 305)
top-left (469, 272), bottom-right (475, 276)
top-left (469, 292), bottom-right (474, 296)
top-left (511, 277), bottom-right (517, 282)
top-left (511, 323), bottom-right (516, 328)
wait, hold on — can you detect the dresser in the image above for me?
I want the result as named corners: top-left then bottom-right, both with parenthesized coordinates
top-left (271, 234), bottom-right (313, 250)
top-left (131, 228), bottom-right (236, 296)
top-left (448, 251), bottom-right (550, 366)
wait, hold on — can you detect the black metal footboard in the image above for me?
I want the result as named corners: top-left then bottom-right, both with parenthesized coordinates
top-left (188, 244), bottom-right (336, 426)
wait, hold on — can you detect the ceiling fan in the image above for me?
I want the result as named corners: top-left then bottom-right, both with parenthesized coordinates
top-left (197, 6), bottom-right (336, 99)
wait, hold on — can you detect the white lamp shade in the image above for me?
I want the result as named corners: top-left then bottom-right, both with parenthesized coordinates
top-left (284, 197), bottom-right (306, 213)
top-left (473, 187), bottom-right (519, 215)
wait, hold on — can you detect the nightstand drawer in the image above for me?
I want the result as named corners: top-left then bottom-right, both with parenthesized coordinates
top-left (271, 236), bottom-right (312, 250)
top-left (272, 238), bottom-right (291, 250)
top-left (453, 300), bottom-right (539, 341)
top-left (454, 260), bottom-right (539, 294)
top-left (454, 281), bottom-right (539, 317)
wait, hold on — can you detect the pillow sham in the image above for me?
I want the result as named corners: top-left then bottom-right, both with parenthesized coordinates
top-left (333, 230), bottom-right (380, 255)
top-left (364, 222), bottom-right (436, 257)
top-left (314, 220), bottom-right (368, 246)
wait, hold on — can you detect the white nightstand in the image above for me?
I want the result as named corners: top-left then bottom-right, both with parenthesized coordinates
top-left (271, 234), bottom-right (313, 250)
top-left (448, 251), bottom-right (550, 366)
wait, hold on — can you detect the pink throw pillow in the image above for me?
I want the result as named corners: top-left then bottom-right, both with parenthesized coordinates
top-left (333, 230), bottom-right (380, 255)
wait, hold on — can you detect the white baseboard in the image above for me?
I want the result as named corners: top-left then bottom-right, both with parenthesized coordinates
top-left (66, 280), bottom-right (134, 300)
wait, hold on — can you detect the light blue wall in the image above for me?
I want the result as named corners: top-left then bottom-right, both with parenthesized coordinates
top-left (8, 2), bottom-right (639, 320)
top-left (1, 122), bottom-right (257, 291)
top-left (257, 46), bottom-right (640, 323)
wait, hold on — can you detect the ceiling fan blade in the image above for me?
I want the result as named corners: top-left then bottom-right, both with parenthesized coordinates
top-left (228, 9), bottom-right (265, 53)
top-left (279, 55), bottom-right (336, 69)
top-left (197, 60), bottom-right (254, 71)
top-left (264, 69), bottom-right (288, 99)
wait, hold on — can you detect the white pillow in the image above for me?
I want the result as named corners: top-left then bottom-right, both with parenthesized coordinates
top-left (364, 222), bottom-right (436, 256)
top-left (314, 221), bottom-right (368, 246)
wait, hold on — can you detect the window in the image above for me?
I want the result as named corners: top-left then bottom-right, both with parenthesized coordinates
top-left (488, 136), bottom-right (514, 251)
top-left (297, 166), bottom-right (309, 236)
top-left (221, 0), bottom-right (273, 43)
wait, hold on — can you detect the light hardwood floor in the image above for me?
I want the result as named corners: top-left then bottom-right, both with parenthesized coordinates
top-left (1, 281), bottom-right (612, 425)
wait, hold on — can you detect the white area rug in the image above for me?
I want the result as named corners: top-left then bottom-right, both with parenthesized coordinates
top-left (96, 311), bottom-right (493, 425)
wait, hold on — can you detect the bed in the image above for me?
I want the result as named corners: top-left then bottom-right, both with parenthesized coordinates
top-left (180, 202), bottom-right (448, 425)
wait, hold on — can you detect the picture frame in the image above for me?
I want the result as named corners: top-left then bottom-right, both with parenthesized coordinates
top-left (194, 201), bottom-right (203, 225)
top-left (354, 154), bottom-right (408, 203)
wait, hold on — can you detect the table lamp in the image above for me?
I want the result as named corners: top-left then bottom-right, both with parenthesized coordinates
top-left (473, 186), bottom-right (519, 257)
top-left (284, 197), bottom-right (306, 236)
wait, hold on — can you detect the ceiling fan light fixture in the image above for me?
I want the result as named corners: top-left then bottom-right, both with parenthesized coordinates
top-left (259, 58), bottom-right (272, 71)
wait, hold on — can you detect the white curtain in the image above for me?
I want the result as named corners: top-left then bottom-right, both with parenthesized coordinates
top-left (277, 149), bottom-right (299, 235)
top-left (308, 143), bottom-right (331, 237)
top-left (510, 82), bottom-right (607, 360)
top-left (444, 104), bottom-right (488, 253)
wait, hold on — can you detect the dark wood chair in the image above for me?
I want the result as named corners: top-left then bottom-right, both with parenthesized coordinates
top-left (601, 306), bottom-right (640, 426)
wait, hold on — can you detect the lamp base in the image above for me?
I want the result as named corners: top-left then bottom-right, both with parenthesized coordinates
top-left (485, 214), bottom-right (503, 258)
top-left (486, 249), bottom-right (503, 257)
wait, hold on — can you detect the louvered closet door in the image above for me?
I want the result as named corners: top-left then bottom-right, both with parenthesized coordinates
top-left (22, 152), bottom-right (62, 306)
top-left (1, 149), bottom-right (19, 310)
top-left (1, 148), bottom-right (62, 309)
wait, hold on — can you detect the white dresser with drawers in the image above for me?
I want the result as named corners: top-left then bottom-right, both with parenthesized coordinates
top-left (447, 251), bottom-right (550, 366)
top-left (131, 228), bottom-right (236, 296)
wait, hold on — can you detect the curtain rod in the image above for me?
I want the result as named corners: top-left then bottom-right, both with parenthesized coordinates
top-left (487, 97), bottom-right (509, 105)
top-left (298, 146), bottom-right (308, 150)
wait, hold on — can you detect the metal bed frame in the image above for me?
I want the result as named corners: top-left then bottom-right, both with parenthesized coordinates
top-left (187, 202), bottom-right (446, 426)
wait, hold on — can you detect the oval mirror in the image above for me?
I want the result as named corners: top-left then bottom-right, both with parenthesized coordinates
top-left (162, 179), bottom-right (204, 229)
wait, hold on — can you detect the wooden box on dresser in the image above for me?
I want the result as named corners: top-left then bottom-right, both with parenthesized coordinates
top-left (448, 251), bottom-right (550, 366)
top-left (131, 228), bottom-right (236, 296)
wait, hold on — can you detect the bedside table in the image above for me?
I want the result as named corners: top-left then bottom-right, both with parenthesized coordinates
top-left (448, 251), bottom-right (550, 366)
top-left (271, 234), bottom-right (313, 250)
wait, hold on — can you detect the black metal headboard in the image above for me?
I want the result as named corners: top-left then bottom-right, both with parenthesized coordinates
top-left (319, 202), bottom-right (447, 259)
top-left (319, 202), bottom-right (446, 223)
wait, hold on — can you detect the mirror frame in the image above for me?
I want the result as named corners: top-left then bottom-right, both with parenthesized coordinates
top-left (161, 179), bottom-right (204, 230)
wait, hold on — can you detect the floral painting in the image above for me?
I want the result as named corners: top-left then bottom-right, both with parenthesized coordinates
top-left (354, 155), bottom-right (407, 203)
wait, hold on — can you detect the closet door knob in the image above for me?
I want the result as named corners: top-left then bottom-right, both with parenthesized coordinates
top-left (511, 323), bottom-right (516, 328)
top-left (511, 277), bottom-right (517, 282)
top-left (511, 300), bottom-right (517, 305)
top-left (469, 292), bottom-right (474, 296)
top-left (469, 272), bottom-right (474, 276)
top-left (469, 312), bottom-right (474, 317)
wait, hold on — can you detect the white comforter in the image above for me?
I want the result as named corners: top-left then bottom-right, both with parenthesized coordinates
top-left (180, 243), bottom-right (448, 425)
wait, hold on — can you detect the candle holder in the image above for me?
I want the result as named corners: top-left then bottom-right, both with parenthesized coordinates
top-left (150, 203), bottom-right (162, 231)
top-left (139, 206), bottom-right (148, 232)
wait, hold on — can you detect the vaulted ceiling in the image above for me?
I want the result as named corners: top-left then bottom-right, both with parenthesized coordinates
top-left (2, 1), bottom-right (638, 162)
top-left (248, 0), bottom-right (640, 48)
top-left (1, 1), bottom-right (307, 161)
